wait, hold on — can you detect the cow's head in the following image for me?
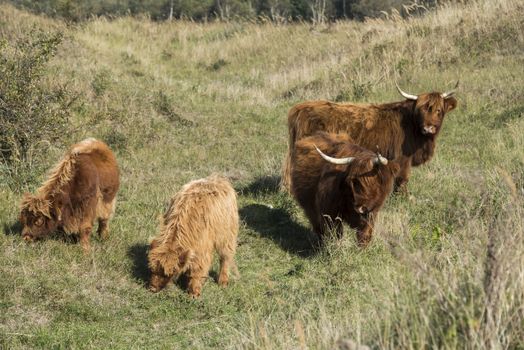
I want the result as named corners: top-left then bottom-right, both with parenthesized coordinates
top-left (19, 193), bottom-right (59, 242)
top-left (148, 239), bottom-right (194, 293)
top-left (315, 146), bottom-right (400, 216)
top-left (149, 267), bottom-right (173, 293)
top-left (397, 82), bottom-right (458, 136)
top-left (350, 162), bottom-right (399, 216)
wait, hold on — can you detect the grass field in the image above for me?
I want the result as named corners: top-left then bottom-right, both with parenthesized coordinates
top-left (1, 0), bottom-right (523, 348)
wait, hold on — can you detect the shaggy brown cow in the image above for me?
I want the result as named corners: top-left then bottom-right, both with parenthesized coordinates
top-left (291, 132), bottom-right (400, 246)
top-left (19, 138), bottom-right (120, 252)
top-left (282, 83), bottom-right (458, 192)
top-left (148, 174), bottom-right (239, 298)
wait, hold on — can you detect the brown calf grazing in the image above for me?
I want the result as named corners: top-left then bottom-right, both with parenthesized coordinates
top-left (19, 138), bottom-right (120, 252)
top-left (282, 83), bottom-right (458, 192)
top-left (291, 132), bottom-right (399, 246)
top-left (148, 174), bottom-right (239, 298)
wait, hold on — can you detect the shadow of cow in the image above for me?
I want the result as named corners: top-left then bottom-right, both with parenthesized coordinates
top-left (239, 203), bottom-right (317, 258)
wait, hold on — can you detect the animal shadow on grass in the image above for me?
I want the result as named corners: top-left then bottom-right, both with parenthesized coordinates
top-left (240, 204), bottom-right (317, 258)
top-left (127, 243), bottom-right (191, 292)
top-left (3, 220), bottom-right (22, 236)
top-left (238, 175), bottom-right (281, 196)
top-left (127, 243), bottom-right (151, 287)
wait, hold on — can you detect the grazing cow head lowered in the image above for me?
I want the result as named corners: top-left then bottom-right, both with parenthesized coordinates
top-left (19, 138), bottom-right (120, 252)
top-left (148, 174), bottom-right (239, 298)
top-left (291, 132), bottom-right (400, 246)
top-left (19, 194), bottom-right (60, 242)
top-left (396, 82), bottom-right (458, 136)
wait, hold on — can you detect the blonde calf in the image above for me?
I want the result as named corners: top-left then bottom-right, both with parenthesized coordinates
top-left (148, 174), bottom-right (239, 297)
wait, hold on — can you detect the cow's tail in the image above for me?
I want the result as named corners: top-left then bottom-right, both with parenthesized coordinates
top-left (280, 106), bottom-right (300, 193)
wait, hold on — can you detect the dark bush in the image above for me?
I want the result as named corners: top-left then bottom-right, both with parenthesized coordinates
top-left (0, 30), bottom-right (76, 190)
top-left (7, 0), bottom-right (418, 22)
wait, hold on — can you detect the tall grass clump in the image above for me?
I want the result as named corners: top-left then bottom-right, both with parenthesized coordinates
top-left (0, 30), bottom-right (76, 190)
top-left (374, 173), bottom-right (524, 349)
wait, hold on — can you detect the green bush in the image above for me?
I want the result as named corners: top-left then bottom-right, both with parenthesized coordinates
top-left (0, 30), bottom-right (76, 190)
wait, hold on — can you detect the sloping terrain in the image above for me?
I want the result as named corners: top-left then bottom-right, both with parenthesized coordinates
top-left (0, 0), bottom-right (523, 348)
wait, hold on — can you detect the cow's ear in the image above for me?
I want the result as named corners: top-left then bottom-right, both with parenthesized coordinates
top-left (444, 97), bottom-right (457, 113)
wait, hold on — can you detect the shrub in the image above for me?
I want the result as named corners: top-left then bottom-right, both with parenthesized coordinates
top-left (0, 30), bottom-right (76, 190)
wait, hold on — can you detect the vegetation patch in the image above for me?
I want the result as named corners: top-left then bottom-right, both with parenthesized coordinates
top-left (0, 30), bottom-right (77, 190)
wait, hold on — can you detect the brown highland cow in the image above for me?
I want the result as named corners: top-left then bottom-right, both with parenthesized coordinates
top-left (148, 174), bottom-right (239, 298)
top-left (19, 138), bottom-right (120, 252)
top-left (291, 132), bottom-right (400, 246)
top-left (282, 83), bottom-right (458, 192)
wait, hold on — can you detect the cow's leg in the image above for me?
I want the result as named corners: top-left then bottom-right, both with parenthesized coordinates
top-left (187, 273), bottom-right (205, 298)
top-left (394, 160), bottom-right (411, 194)
top-left (187, 254), bottom-right (211, 298)
top-left (97, 218), bottom-right (109, 240)
top-left (280, 151), bottom-right (292, 192)
top-left (309, 218), bottom-right (325, 246)
top-left (96, 197), bottom-right (116, 240)
top-left (313, 223), bottom-right (324, 242)
top-left (217, 255), bottom-right (233, 287)
top-left (216, 239), bottom-right (236, 287)
top-left (333, 218), bottom-right (344, 239)
top-left (321, 214), bottom-right (343, 239)
top-left (356, 217), bottom-right (374, 248)
top-left (79, 225), bottom-right (93, 253)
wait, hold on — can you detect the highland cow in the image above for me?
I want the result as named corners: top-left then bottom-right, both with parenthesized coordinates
top-left (148, 174), bottom-right (239, 298)
top-left (291, 132), bottom-right (400, 246)
top-left (282, 83), bottom-right (458, 192)
top-left (19, 138), bottom-right (120, 252)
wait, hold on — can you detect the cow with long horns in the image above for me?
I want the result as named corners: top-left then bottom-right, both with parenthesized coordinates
top-left (282, 82), bottom-right (458, 193)
top-left (291, 132), bottom-right (400, 246)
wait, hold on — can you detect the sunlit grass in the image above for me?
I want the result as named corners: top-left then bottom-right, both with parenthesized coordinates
top-left (1, 0), bottom-right (523, 348)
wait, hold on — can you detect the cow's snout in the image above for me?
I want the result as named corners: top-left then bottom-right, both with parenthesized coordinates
top-left (22, 233), bottom-right (34, 242)
top-left (422, 125), bottom-right (437, 135)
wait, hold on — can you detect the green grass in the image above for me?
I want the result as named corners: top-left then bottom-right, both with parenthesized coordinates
top-left (1, 0), bottom-right (523, 348)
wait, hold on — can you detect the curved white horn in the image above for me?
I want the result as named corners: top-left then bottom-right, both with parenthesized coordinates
top-left (395, 81), bottom-right (418, 100)
top-left (441, 80), bottom-right (459, 99)
top-left (315, 145), bottom-right (355, 165)
top-left (373, 153), bottom-right (388, 165)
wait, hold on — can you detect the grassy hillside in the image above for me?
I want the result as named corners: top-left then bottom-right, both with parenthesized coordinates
top-left (1, 0), bottom-right (523, 348)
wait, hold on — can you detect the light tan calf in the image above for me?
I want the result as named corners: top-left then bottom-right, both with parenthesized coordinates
top-left (148, 174), bottom-right (239, 298)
